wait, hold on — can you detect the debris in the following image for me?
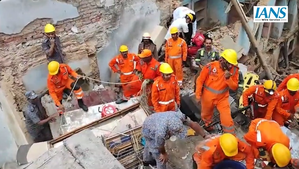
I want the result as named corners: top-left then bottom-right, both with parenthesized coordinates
top-left (181, 152), bottom-right (189, 159)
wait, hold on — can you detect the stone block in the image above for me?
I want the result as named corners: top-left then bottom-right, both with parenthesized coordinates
top-left (64, 130), bottom-right (125, 169)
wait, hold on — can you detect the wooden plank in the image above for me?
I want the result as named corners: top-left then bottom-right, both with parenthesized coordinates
top-left (49, 103), bottom-right (140, 145)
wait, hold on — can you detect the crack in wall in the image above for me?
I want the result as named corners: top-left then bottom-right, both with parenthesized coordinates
top-left (63, 143), bottom-right (86, 169)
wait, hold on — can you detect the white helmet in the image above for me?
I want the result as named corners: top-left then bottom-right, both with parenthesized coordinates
top-left (142, 32), bottom-right (151, 39)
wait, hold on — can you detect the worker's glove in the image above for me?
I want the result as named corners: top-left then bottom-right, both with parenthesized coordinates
top-left (288, 113), bottom-right (295, 120)
top-left (137, 72), bottom-right (143, 80)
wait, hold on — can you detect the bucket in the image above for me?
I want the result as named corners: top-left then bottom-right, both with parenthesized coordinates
top-left (213, 160), bottom-right (246, 169)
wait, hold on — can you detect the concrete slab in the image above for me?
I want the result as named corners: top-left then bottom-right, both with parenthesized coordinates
top-left (0, 0), bottom-right (79, 34)
top-left (150, 26), bottom-right (167, 50)
top-left (281, 126), bottom-right (299, 159)
top-left (219, 35), bottom-right (244, 59)
top-left (64, 130), bottom-right (125, 169)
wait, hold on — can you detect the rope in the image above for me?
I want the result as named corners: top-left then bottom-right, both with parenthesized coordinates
top-left (83, 76), bottom-right (141, 85)
top-left (139, 80), bottom-right (152, 116)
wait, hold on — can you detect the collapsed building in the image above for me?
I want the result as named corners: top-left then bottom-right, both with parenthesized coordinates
top-left (0, 0), bottom-right (299, 168)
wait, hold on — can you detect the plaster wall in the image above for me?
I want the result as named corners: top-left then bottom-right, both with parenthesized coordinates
top-left (207, 0), bottom-right (228, 26)
top-left (0, 89), bottom-right (28, 166)
top-left (97, 1), bottom-right (160, 82)
top-left (0, 0), bottom-right (79, 34)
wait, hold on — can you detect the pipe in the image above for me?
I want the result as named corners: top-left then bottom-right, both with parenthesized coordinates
top-left (231, 0), bottom-right (273, 80)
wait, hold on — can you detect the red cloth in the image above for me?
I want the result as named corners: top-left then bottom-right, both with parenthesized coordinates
top-left (187, 32), bottom-right (205, 57)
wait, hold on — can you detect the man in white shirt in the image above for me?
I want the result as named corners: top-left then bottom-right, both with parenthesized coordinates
top-left (172, 7), bottom-right (197, 38)
top-left (164, 17), bottom-right (192, 44)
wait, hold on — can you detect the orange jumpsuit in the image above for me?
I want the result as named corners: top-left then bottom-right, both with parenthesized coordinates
top-left (109, 53), bottom-right (141, 98)
top-left (151, 74), bottom-right (180, 112)
top-left (139, 58), bottom-right (161, 107)
top-left (193, 136), bottom-right (255, 169)
top-left (195, 61), bottom-right (239, 134)
top-left (273, 89), bottom-right (299, 125)
top-left (165, 37), bottom-right (187, 84)
top-left (47, 64), bottom-right (83, 106)
top-left (277, 73), bottom-right (299, 91)
top-left (244, 118), bottom-right (290, 161)
top-left (242, 85), bottom-right (279, 119)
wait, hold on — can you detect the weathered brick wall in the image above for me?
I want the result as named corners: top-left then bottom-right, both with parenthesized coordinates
top-left (0, 0), bottom-right (175, 114)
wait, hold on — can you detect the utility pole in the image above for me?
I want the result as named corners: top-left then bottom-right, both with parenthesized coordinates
top-left (231, 0), bottom-right (273, 80)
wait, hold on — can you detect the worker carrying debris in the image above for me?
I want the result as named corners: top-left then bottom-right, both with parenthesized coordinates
top-left (142, 111), bottom-right (208, 169)
top-left (242, 80), bottom-right (279, 120)
top-left (193, 37), bottom-right (219, 91)
top-left (42, 24), bottom-right (65, 63)
top-left (109, 45), bottom-right (141, 104)
top-left (165, 16), bottom-right (193, 45)
top-left (138, 33), bottom-right (159, 60)
top-left (151, 63), bottom-right (180, 113)
top-left (277, 73), bottom-right (299, 91)
top-left (24, 91), bottom-right (58, 143)
top-left (195, 49), bottom-right (239, 134)
top-left (187, 30), bottom-right (205, 58)
top-left (165, 27), bottom-right (187, 87)
top-left (243, 118), bottom-right (299, 168)
top-left (273, 78), bottom-right (298, 126)
top-left (47, 61), bottom-right (88, 112)
top-left (172, 6), bottom-right (196, 38)
top-left (137, 49), bottom-right (161, 111)
top-left (192, 133), bottom-right (254, 169)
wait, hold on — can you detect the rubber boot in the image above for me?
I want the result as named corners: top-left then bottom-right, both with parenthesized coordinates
top-left (78, 99), bottom-right (88, 112)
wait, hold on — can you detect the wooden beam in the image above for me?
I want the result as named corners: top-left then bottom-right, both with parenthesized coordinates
top-left (231, 0), bottom-right (273, 80)
top-left (49, 103), bottom-right (140, 145)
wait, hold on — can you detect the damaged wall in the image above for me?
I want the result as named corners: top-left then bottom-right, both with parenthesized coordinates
top-left (0, 0), bottom-right (175, 149)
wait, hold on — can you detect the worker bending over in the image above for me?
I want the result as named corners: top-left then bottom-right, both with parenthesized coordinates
top-left (42, 24), bottom-right (65, 63)
top-left (151, 63), bottom-right (180, 112)
top-left (193, 133), bottom-right (254, 169)
top-left (138, 49), bottom-right (161, 111)
top-left (273, 78), bottom-right (299, 125)
top-left (277, 73), bottom-right (299, 91)
top-left (195, 49), bottom-right (239, 134)
top-left (244, 118), bottom-right (299, 168)
top-left (109, 45), bottom-right (140, 104)
top-left (172, 6), bottom-right (197, 38)
top-left (47, 61), bottom-right (88, 112)
top-left (165, 16), bottom-right (193, 45)
top-left (142, 111), bottom-right (208, 169)
top-left (193, 37), bottom-right (219, 91)
top-left (165, 27), bottom-right (187, 87)
top-left (138, 33), bottom-right (158, 60)
top-left (242, 80), bottom-right (279, 119)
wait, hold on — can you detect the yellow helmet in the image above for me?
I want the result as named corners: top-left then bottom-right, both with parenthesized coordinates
top-left (159, 63), bottom-right (173, 74)
top-left (44, 24), bottom-right (55, 33)
top-left (48, 61), bottom-right (60, 75)
top-left (119, 45), bottom-right (128, 52)
top-left (220, 49), bottom-right (238, 65)
top-left (170, 27), bottom-right (179, 34)
top-left (287, 78), bottom-right (299, 91)
top-left (142, 32), bottom-right (151, 39)
top-left (271, 143), bottom-right (291, 167)
top-left (219, 133), bottom-right (238, 157)
top-left (186, 13), bottom-right (194, 21)
top-left (263, 80), bottom-right (277, 90)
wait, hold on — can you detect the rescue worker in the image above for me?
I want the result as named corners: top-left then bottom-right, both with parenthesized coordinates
top-left (151, 63), bottom-right (180, 112)
top-left (193, 37), bottom-right (219, 91)
top-left (172, 6), bottom-right (197, 37)
top-left (24, 91), bottom-right (58, 143)
top-left (109, 45), bottom-right (140, 104)
top-left (242, 80), bottom-right (279, 120)
top-left (165, 27), bottom-right (187, 87)
top-left (273, 78), bottom-right (298, 125)
top-left (138, 33), bottom-right (159, 60)
top-left (195, 49), bottom-right (239, 134)
top-left (164, 17), bottom-right (193, 45)
top-left (42, 24), bottom-right (65, 63)
top-left (142, 111), bottom-right (208, 169)
top-left (243, 118), bottom-right (299, 168)
top-left (277, 73), bottom-right (299, 91)
top-left (47, 61), bottom-right (88, 112)
top-left (193, 133), bottom-right (254, 169)
top-left (138, 49), bottom-right (161, 111)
